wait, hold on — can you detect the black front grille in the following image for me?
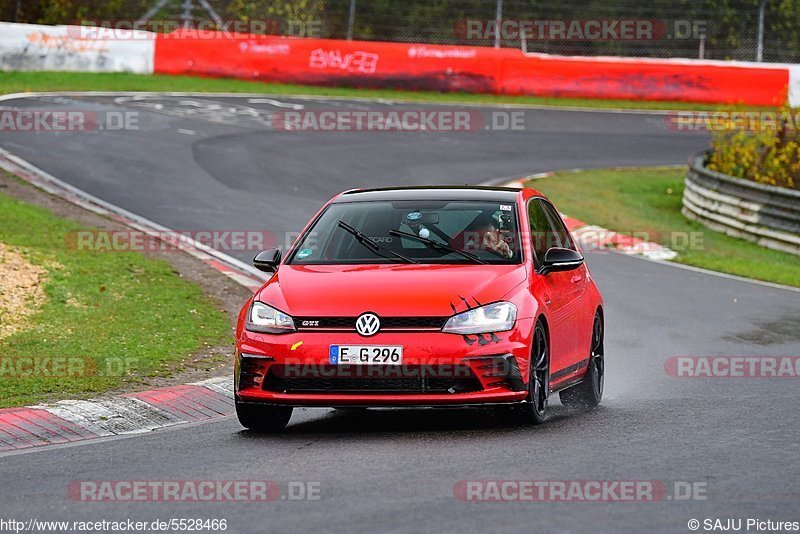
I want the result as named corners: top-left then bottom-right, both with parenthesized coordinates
top-left (263, 365), bottom-right (482, 394)
top-left (295, 316), bottom-right (447, 331)
top-left (287, 376), bottom-right (425, 392)
top-left (383, 317), bottom-right (448, 329)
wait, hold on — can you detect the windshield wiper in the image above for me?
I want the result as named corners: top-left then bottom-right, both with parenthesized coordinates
top-left (389, 229), bottom-right (486, 264)
top-left (337, 221), bottom-right (418, 264)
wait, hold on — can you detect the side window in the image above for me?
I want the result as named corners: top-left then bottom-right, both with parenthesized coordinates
top-left (527, 199), bottom-right (555, 265)
top-left (540, 200), bottom-right (577, 252)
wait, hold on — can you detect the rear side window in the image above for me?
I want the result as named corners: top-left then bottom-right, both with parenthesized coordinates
top-left (539, 200), bottom-right (577, 252)
top-left (527, 199), bottom-right (553, 265)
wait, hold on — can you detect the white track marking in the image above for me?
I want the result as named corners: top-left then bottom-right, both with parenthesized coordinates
top-left (247, 98), bottom-right (305, 109)
top-left (0, 91), bottom-right (694, 115)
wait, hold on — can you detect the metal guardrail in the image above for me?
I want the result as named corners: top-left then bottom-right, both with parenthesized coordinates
top-left (682, 152), bottom-right (800, 256)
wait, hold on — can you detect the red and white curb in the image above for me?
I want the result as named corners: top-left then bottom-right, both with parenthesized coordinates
top-left (0, 378), bottom-right (234, 452)
top-left (503, 172), bottom-right (678, 261)
top-left (0, 136), bottom-right (267, 452)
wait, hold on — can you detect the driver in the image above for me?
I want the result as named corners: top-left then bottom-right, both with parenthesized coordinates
top-left (459, 213), bottom-right (513, 259)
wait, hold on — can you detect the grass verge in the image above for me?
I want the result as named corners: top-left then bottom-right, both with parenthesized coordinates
top-left (0, 71), bottom-right (771, 112)
top-left (527, 167), bottom-right (800, 288)
top-left (0, 184), bottom-right (230, 408)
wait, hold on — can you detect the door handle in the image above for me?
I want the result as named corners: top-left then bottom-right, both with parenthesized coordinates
top-left (570, 274), bottom-right (583, 284)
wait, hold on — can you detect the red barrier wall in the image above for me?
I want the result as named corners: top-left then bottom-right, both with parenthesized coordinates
top-left (499, 56), bottom-right (788, 105)
top-left (154, 31), bottom-right (790, 106)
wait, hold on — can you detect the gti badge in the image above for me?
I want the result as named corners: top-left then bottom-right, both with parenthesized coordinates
top-left (355, 313), bottom-right (380, 337)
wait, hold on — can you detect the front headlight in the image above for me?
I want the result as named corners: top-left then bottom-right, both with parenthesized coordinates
top-left (246, 301), bottom-right (296, 334)
top-left (442, 301), bottom-right (517, 335)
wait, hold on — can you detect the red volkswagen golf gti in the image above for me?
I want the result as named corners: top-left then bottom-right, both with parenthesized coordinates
top-left (235, 186), bottom-right (604, 431)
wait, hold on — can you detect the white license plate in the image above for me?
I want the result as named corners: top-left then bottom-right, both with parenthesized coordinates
top-left (329, 345), bottom-right (403, 365)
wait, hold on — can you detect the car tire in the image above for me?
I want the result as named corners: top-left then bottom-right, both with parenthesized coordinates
top-left (235, 401), bottom-right (293, 432)
top-left (495, 320), bottom-right (549, 426)
top-left (559, 311), bottom-right (604, 408)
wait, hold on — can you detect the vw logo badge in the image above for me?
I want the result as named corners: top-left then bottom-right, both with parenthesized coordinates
top-left (355, 313), bottom-right (380, 337)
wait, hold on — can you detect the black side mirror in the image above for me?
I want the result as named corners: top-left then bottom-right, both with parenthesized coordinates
top-left (539, 247), bottom-right (584, 274)
top-left (253, 249), bottom-right (282, 272)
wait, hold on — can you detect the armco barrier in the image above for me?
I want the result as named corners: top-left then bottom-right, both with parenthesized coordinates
top-left (682, 152), bottom-right (800, 256)
top-left (154, 30), bottom-right (800, 106)
top-left (0, 22), bottom-right (155, 73)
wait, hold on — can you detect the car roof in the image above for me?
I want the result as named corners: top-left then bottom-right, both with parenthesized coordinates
top-left (334, 186), bottom-right (523, 203)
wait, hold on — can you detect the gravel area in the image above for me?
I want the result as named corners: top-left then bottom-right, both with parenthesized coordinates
top-left (0, 242), bottom-right (46, 340)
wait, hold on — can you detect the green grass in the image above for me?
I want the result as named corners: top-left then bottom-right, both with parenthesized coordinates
top-left (528, 167), bottom-right (800, 287)
top-left (0, 71), bottom-right (770, 112)
top-left (0, 187), bottom-right (230, 408)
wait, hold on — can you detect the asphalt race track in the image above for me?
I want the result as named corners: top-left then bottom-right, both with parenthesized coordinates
top-left (2, 94), bottom-right (799, 533)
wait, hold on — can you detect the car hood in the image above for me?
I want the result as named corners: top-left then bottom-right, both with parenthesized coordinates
top-left (257, 263), bottom-right (527, 317)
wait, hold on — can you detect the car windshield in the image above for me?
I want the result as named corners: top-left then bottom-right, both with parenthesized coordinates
top-left (288, 200), bottom-right (522, 265)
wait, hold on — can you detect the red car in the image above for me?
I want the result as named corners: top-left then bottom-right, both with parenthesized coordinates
top-left (235, 186), bottom-right (604, 431)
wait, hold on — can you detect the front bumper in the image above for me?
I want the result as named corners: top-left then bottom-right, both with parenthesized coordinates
top-left (235, 320), bottom-right (533, 407)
